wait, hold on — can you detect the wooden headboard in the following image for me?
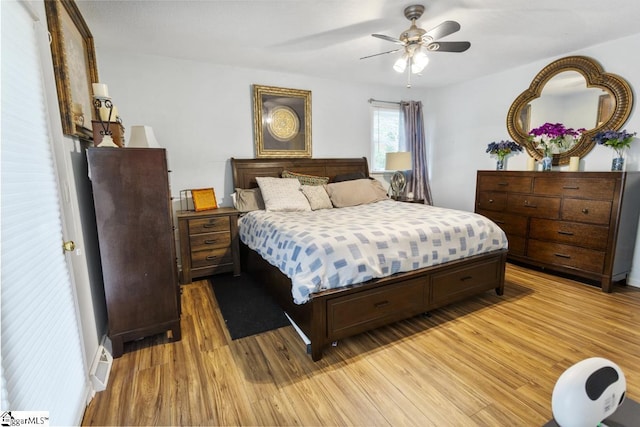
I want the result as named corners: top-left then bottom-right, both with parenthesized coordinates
top-left (231, 157), bottom-right (369, 189)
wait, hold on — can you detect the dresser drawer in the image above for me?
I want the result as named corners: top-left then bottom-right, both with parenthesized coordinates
top-left (529, 218), bottom-right (608, 250)
top-left (534, 177), bottom-right (616, 199)
top-left (478, 174), bottom-right (532, 193)
top-left (476, 192), bottom-right (507, 212)
top-left (190, 232), bottom-right (231, 250)
top-left (561, 199), bottom-right (612, 225)
top-left (507, 194), bottom-right (560, 218)
top-left (188, 216), bottom-right (230, 234)
top-left (327, 278), bottom-right (425, 340)
top-left (527, 239), bottom-right (605, 273)
top-left (191, 247), bottom-right (234, 268)
top-left (479, 210), bottom-right (528, 236)
top-left (506, 235), bottom-right (526, 256)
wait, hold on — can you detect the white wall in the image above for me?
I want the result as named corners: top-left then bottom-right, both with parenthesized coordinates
top-left (96, 51), bottom-right (414, 207)
top-left (95, 33), bottom-right (640, 285)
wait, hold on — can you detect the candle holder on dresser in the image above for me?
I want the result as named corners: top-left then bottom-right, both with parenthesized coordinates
top-left (92, 96), bottom-right (122, 147)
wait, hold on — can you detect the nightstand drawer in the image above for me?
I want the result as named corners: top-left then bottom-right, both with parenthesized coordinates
top-left (190, 232), bottom-right (231, 250)
top-left (191, 247), bottom-right (234, 268)
top-left (188, 217), bottom-right (230, 234)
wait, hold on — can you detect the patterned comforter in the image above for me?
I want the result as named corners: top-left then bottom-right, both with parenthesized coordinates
top-left (239, 200), bottom-right (508, 304)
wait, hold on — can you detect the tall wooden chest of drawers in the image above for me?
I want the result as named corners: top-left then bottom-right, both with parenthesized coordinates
top-left (177, 208), bottom-right (241, 283)
top-left (475, 171), bottom-right (640, 292)
top-left (88, 148), bottom-right (181, 357)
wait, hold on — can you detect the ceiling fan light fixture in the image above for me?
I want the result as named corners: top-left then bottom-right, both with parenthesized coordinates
top-left (393, 54), bottom-right (408, 73)
top-left (411, 47), bottom-right (429, 73)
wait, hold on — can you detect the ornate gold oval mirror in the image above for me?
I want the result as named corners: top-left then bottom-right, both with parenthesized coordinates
top-left (506, 56), bottom-right (633, 164)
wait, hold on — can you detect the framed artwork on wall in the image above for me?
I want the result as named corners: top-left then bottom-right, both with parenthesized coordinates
top-left (45, 0), bottom-right (99, 139)
top-left (252, 85), bottom-right (312, 158)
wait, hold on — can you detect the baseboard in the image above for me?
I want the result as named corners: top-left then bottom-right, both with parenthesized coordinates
top-left (89, 336), bottom-right (113, 393)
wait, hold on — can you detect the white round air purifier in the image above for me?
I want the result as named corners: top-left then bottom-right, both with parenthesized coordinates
top-left (551, 357), bottom-right (626, 427)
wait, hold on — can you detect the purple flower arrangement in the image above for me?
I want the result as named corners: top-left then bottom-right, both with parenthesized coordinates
top-left (486, 140), bottom-right (523, 160)
top-left (592, 129), bottom-right (637, 157)
top-left (528, 122), bottom-right (586, 156)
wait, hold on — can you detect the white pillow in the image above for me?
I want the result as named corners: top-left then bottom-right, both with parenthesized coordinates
top-left (301, 185), bottom-right (333, 210)
top-left (255, 177), bottom-right (311, 212)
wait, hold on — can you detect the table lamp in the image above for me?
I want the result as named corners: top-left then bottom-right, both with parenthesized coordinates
top-left (385, 151), bottom-right (412, 199)
top-left (128, 125), bottom-right (161, 148)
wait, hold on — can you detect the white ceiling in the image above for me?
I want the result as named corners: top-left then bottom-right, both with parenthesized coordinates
top-left (75, 0), bottom-right (640, 89)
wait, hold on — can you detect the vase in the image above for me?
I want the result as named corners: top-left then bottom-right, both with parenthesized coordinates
top-left (496, 158), bottom-right (505, 170)
top-left (612, 157), bottom-right (624, 171)
top-left (541, 156), bottom-right (552, 171)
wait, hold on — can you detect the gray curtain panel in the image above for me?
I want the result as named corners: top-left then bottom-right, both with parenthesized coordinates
top-left (401, 100), bottom-right (433, 205)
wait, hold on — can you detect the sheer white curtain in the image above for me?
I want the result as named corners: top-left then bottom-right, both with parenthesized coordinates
top-left (1, 1), bottom-right (90, 424)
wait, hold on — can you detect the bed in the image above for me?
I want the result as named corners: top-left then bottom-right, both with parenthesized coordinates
top-left (231, 157), bottom-right (508, 361)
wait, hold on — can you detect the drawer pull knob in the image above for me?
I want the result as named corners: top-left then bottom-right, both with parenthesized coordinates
top-left (206, 255), bottom-right (219, 260)
top-left (204, 239), bottom-right (218, 244)
top-left (554, 253), bottom-right (571, 259)
top-left (558, 230), bottom-right (574, 236)
top-left (488, 199), bottom-right (494, 203)
top-left (523, 200), bottom-right (537, 208)
top-left (498, 182), bottom-right (508, 186)
top-left (582, 208), bottom-right (589, 214)
top-left (203, 223), bottom-right (217, 228)
top-left (563, 186), bottom-right (580, 190)
top-left (460, 275), bottom-right (473, 281)
top-left (374, 301), bottom-right (390, 309)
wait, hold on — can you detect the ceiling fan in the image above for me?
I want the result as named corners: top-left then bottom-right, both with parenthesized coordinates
top-left (361, 4), bottom-right (470, 87)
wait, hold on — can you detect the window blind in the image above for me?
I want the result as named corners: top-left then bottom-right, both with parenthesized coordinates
top-left (1, 1), bottom-right (89, 424)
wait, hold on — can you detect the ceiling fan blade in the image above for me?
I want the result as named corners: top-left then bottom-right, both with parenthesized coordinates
top-left (422, 20), bottom-right (461, 41)
top-left (426, 41), bottom-right (470, 53)
top-left (371, 34), bottom-right (403, 44)
top-left (360, 48), bottom-right (402, 60)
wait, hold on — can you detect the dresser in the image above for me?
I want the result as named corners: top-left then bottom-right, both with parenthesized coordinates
top-left (87, 148), bottom-right (181, 357)
top-left (177, 207), bottom-right (241, 283)
top-left (475, 171), bottom-right (640, 292)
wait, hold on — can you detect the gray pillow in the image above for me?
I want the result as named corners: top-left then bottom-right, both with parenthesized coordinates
top-left (234, 187), bottom-right (265, 212)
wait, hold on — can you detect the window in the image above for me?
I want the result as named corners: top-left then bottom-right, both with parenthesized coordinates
top-left (370, 103), bottom-right (402, 172)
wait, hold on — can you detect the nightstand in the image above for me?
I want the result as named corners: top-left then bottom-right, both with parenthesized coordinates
top-left (177, 207), bottom-right (241, 283)
top-left (392, 196), bottom-right (425, 204)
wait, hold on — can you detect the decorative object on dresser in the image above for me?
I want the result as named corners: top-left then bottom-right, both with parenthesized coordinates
top-left (592, 129), bottom-right (637, 171)
top-left (506, 56), bottom-right (634, 165)
top-left (177, 207), bottom-right (241, 284)
top-left (232, 157), bottom-right (507, 361)
top-left (385, 151), bottom-right (412, 198)
top-left (485, 140), bottom-right (523, 170)
top-left (191, 188), bottom-right (218, 211)
top-left (527, 123), bottom-right (585, 171)
top-left (475, 170), bottom-right (640, 292)
top-left (91, 83), bottom-right (124, 147)
top-left (87, 147), bottom-right (181, 357)
top-left (253, 85), bottom-right (311, 158)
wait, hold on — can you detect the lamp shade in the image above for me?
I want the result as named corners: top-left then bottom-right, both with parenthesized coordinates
top-left (128, 125), bottom-right (161, 148)
top-left (385, 151), bottom-right (412, 171)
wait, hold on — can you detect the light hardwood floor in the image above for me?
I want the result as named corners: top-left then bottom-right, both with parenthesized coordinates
top-left (82, 263), bottom-right (640, 426)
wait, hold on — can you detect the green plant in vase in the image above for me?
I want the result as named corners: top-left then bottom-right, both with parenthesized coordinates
top-left (592, 129), bottom-right (637, 171)
top-left (528, 123), bottom-right (585, 171)
top-left (486, 140), bottom-right (523, 170)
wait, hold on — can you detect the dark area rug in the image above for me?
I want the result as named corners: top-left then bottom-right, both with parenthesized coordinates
top-left (210, 273), bottom-right (290, 340)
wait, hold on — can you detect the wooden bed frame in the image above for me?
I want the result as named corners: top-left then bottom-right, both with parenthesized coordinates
top-left (231, 157), bottom-right (507, 361)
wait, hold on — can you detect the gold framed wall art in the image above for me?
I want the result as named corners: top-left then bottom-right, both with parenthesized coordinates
top-left (253, 85), bottom-right (312, 158)
top-left (45, 0), bottom-right (99, 138)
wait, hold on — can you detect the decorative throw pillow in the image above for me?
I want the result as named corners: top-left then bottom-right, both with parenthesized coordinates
top-left (301, 185), bottom-right (333, 210)
top-left (325, 178), bottom-right (389, 208)
top-left (233, 187), bottom-right (265, 212)
top-left (281, 170), bottom-right (330, 186)
top-left (255, 177), bottom-right (311, 212)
